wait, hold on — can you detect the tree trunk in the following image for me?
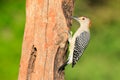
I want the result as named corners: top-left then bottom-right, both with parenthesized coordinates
top-left (18, 0), bottom-right (74, 80)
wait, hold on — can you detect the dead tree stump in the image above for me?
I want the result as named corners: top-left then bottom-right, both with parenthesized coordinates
top-left (18, 0), bottom-right (74, 80)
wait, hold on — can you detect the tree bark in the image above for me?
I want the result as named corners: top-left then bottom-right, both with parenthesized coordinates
top-left (18, 0), bottom-right (74, 80)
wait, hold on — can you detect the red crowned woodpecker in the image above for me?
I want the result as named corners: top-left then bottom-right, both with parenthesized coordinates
top-left (58, 16), bottom-right (91, 72)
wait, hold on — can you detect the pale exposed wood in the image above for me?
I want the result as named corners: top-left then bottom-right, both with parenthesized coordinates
top-left (18, 0), bottom-right (74, 80)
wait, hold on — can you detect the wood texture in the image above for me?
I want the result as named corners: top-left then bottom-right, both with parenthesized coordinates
top-left (18, 0), bottom-right (74, 80)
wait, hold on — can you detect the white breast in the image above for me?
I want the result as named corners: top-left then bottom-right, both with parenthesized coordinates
top-left (67, 26), bottom-right (89, 64)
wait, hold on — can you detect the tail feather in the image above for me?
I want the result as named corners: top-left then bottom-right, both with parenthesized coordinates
top-left (72, 61), bottom-right (76, 68)
top-left (58, 60), bottom-right (68, 73)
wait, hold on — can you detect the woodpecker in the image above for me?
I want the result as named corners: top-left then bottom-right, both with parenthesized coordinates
top-left (58, 16), bottom-right (91, 72)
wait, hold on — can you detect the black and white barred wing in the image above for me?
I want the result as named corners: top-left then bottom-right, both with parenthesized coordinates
top-left (72, 31), bottom-right (90, 67)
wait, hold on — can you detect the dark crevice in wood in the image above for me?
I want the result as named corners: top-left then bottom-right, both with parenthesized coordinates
top-left (26, 45), bottom-right (37, 80)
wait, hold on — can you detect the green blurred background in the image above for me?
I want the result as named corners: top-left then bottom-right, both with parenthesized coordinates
top-left (0, 0), bottom-right (120, 80)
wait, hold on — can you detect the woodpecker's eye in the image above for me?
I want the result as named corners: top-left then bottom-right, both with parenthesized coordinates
top-left (82, 17), bottom-right (85, 20)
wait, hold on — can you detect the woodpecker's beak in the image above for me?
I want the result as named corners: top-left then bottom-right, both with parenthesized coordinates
top-left (71, 16), bottom-right (79, 22)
